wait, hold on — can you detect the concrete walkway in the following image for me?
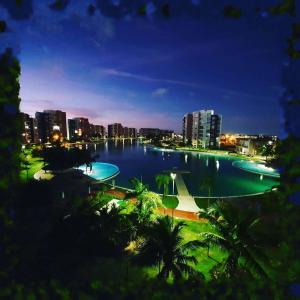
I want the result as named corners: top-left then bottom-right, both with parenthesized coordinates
top-left (33, 169), bottom-right (54, 181)
top-left (175, 174), bottom-right (199, 212)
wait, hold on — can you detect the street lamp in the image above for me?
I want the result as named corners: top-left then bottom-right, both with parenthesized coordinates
top-left (170, 172), bottom-right (177, 195)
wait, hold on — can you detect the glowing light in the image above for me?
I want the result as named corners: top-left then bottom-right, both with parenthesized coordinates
top-left (185, 154), bottom-right (188, 163)
top-left (53, 134), bottom-right (60, 141)
top-left (170, 173), bottom-right (177, 180)
top-left (216, 160), bottom-right (220, 170)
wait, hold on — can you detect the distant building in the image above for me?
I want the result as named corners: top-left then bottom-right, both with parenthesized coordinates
top-left (89, 124), bottom-right (105, 138)
top-left (182, 113), bottom-right (193, 144)
top-left (68, 119), bottom-right (105, 140)
top-left (139, 128), bottom-right (174, 138)
top-left (183, 109), bottom-right (221, 148)
top-left (35, 112), bottom-right (50, 143)
top-left (236, 135), bottom-right (277, 156)
top-left (68, 119), bottom-right (77, 140)
top-left (139, 128), bottom-right (160, 137)
top-left (20, 113), bottom-right (36, 144)
top-left (128, 128), bottom-right (137, 138)
top-left (35, 110), bottom-right (67, 143)
top-left (72, 117), bottom-right (90, 139)
top-left (108, 123), bottom-right (123, 138)
top-left (43, 110), bottom-right (67, 139)
top-left (94, 125), bottom-right (105, 138)
top-left (123, 127), bottom-right (129, 138)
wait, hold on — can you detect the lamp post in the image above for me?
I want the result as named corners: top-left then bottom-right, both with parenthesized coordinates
top-left (170, 172), bottom-right (177, 195)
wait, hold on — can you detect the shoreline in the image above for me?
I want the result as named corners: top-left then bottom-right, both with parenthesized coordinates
top-left (148, 145), bottom-right (266, 162)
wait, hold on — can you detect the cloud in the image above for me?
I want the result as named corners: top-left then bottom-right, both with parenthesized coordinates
top-left (100, 68), bottom-right (274, 102)
top-left (100, 68), bottom-right (199, 88)
top-left (152, 88), bottom-right (168, 97)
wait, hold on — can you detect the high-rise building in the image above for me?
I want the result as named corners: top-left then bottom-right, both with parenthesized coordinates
top-left (67, 117), bottom-right (90, 140)
top-left (183, 109), bottom-right (221, 148)
top-left (43, 110), bottom-right (67, 139)
top-left (35, 110), bottom-right (67, 143)
top-left (89, 124), bottom-right (105, 138)
top-left (73, 117), bottom-right (90, 139)
top-left (94, 125), bottom-right (105, 138)
top-left (182, 113), bottom-right (193, 144)
top-left (20, 113), bottom-right (36, 144)
top-left (68, 119), bottom-right (77, 140)
top-left (139, 128), bottom-right (173, 138)
top-left (35, 111), bottom-right (51, 143)
top-left (128, 128), bottom-right (137, 138)
top-left (123, 127), bottom-right (129, 138)
top-left (108, 123), bottom-right (123, 138)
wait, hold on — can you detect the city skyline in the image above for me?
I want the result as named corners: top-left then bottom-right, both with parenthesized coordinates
top-left (10, 3), bottom-right (290, 135)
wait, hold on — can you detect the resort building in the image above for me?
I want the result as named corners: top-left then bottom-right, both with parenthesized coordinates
top-left (183, 109), bottom-right (222, 149)
top-left (92, 125), bottom-right (106, 138)
top-left (35, 112), bottom-right (50, 143)
top-left (68, 119), bottom-right (76, 140)
top-left (236, 136), bottom-right (277, 156)
top-left (139, 128), bottom-right (174, 138)
top-left (128, 128), bottom-right (137, 138)
top-left (182, 113), bottom-right (193, 144)
top-left (35, 110), bottom-right (67, 143)
top-left (20, 112), bottom-right (37, 144)
top-left (108, 123), bottom-right (123, 138)
top-left (72, 117), bottom-right (90, 140)
top-left (43, 110), bottom-right (67, 139)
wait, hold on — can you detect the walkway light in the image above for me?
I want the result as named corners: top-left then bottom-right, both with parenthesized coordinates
top-left (170, 172), bottom-right (177, 195)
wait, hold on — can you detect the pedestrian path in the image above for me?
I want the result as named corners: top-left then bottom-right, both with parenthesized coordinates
top-left (175, 174), bottom-right (199, 212)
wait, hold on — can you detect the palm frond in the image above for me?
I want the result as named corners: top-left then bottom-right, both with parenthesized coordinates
top-left (199, 232), bottom-right (230, 251)
top-left (242, 248), bottom-right (270, 280)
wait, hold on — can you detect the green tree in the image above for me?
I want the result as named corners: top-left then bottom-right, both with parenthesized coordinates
top-left (198, 202), bottom-right (270, 279)
top-left (127, 178), bottom-right (160, 225)
top-left (155, 174), bottom-right (171, 199)
top-left (136, 216), bottom-right (200, 280)
top-left (260, 143), bottom-right (275, 161)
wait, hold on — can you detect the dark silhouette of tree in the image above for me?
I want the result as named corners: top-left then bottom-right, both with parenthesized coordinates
top-left (135, 216), bottom-right (200, 280)
top-left (198, 202), bottom-right (270, 279)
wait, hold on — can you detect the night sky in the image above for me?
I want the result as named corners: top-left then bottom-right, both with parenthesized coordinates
top-left (0, 1), bottom-right (292, 134)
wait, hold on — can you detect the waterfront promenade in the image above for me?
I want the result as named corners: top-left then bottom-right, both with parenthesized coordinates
top-left (175, 173), bottom-right (199, 212)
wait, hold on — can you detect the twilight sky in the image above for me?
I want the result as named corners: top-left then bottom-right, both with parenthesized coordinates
top-left (0, 1), bottom-right (292, 134)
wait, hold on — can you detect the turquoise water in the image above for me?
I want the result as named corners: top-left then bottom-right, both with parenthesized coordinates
top-left (232, 160), bottom-right (280, 178)
top-left (86, 140), bottom-right (279, 197)
top-left (78, 162), bottom-right (119, 181)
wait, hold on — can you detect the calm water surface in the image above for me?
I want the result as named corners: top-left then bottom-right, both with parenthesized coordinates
top-left (90, 140), bottom-right (279, 197)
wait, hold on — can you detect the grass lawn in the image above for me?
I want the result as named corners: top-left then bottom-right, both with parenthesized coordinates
top-left (20, 155), bottom-right (44, 182)
top-left (142, 215), bottom-right (227, 281)
top-left (179, 219), bottom-right (227, 280)
top-left (162, 195), bottom-right (179, 209)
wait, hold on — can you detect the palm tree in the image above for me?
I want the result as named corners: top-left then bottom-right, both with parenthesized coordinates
top-left (198, 202), bottom-right (269, 279)
top-left (126, 178), bottom-right (158, 225)
top-left (155, 174), bottom-right (171, 199)
top-left (260, 143), bottom-right (274, 161)
top-left (135, 216), bottom-right (200, 280)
